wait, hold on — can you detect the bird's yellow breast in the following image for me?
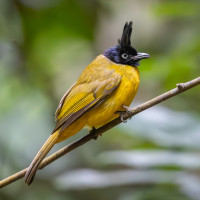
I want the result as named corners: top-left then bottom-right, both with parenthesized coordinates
top-left (85, 55), bottom-right (140, 127)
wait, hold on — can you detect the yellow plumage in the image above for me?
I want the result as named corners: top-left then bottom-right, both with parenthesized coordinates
top-left (55, 55), bottom-right (139, 142)
top-left (25, 21), bottom-right (149, 185)
top-left (25, 55), bottom-right (140, 184)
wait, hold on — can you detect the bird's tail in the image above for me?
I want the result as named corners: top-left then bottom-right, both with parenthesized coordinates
top-left (25, 131), bottom-right (59, 185)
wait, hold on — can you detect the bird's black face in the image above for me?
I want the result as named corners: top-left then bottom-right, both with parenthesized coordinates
top-left (103, 45), bottom-right (150, 67)
top-left (103, 21), bottom-right (150, 67)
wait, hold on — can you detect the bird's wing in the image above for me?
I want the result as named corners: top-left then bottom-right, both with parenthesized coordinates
top-left (55, 83), bottom-right (76, 122)
top-left (53, 75), bottom-right (121, 133)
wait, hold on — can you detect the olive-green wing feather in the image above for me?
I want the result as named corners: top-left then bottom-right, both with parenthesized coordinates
top-left (53, 76), bottom-right (121, 133)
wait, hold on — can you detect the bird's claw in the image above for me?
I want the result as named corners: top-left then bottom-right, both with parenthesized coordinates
top-left (123, 105), bottom-right (133, 120)
top-left (115, 111), bottom-right (127, 123)
top-left (116, 105), bottom-right (132, 123)
top-left (120, 112), bottom-right (127, 123)
top-left (90, 127), bottom-right (101, 140)
top-left (122, 105), bottom-right (132, 115)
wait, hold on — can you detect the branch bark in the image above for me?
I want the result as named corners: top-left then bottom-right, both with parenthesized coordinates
top-left (0, 77), bottom-right (200, 188)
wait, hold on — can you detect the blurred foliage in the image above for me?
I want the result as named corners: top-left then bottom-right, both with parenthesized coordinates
top-left (0, 0), bottom-right (200, 200)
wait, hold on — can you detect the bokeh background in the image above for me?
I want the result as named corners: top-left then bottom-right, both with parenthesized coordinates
top-left (1, 0), bottom-right (200, 199)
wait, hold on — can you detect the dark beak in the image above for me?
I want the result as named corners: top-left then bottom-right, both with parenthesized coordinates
top-left (132, 53), bottom-right (150, 61)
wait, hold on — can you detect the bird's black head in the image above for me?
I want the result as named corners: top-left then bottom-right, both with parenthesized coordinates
top-left (103, 21), bottom-right (150, 67)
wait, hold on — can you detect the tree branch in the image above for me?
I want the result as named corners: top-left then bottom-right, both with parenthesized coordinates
top-left (0, 77), bottom-right (200, 188)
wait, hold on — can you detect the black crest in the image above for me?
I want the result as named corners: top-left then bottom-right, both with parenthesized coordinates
top-left (118, 21), bottom-right (133, 49)
top-left (103, 21), bottom-right (148, 67)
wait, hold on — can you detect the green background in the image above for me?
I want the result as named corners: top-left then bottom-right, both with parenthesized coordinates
top-left (0, 0), bottom-right (200, 199)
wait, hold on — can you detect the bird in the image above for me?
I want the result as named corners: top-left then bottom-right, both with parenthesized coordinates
top-left (25, 21), bottom-right (150, 185)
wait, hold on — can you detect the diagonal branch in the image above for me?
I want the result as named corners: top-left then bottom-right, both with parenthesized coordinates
top-left (0, 77), bottom-right (200, 188)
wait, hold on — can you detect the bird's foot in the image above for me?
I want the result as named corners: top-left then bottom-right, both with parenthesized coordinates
top-left (115, 111), bottom-right (127, 123)
top-left (90, 127), bottom-right (100, 140)
top-left (122, 105), bottom-right (132, 116)
top-left (116, 105), bottom-right (133, 123)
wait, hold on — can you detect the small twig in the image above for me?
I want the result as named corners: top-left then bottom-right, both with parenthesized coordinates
top-left (0, 77), bottom-right (199, 188)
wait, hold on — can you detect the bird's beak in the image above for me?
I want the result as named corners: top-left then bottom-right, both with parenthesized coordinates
top-left (131, 52), bottom-right (150, 61)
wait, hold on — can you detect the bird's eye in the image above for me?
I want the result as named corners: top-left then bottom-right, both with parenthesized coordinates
top-left (121, 53), bottom-right (128, 60)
